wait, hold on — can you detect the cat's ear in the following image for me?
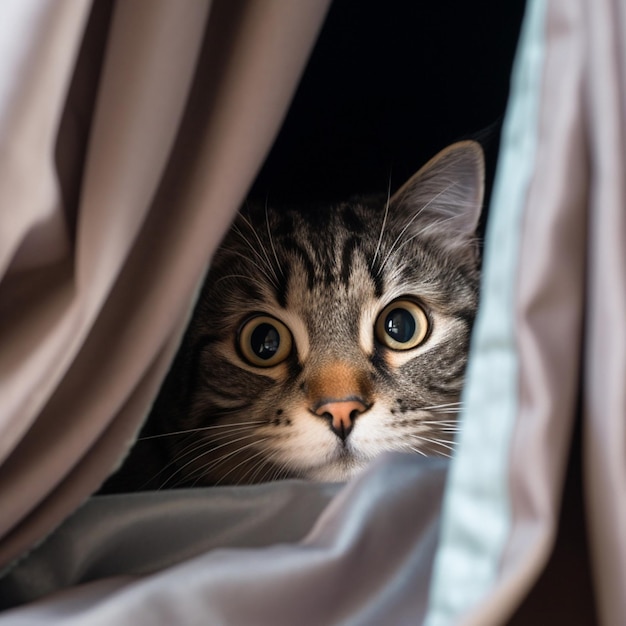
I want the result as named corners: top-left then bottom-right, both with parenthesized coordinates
top-left (390, 140), bottom-right (484, 240)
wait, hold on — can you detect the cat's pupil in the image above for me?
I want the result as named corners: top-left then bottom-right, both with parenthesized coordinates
top-left (251, 323), bottom-right (280, 359)
top-left (385, 308), bottom-right (416, 343)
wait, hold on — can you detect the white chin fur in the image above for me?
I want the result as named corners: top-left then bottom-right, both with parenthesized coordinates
top-left (302, 458), bottom-right (367, 483)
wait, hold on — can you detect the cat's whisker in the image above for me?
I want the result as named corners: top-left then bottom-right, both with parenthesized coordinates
top-left (229, 439), bottom-right (290, 485)
top-left (430, 406), bottom-right (464, 413)
top-left (418, 401), bottom-right (463, 410)
top-left (214, 274), bottom-right (265, 287)
top-left (371, 177), bottom-right (392, 271)
top-left (198, 429), bottom-right (271, 453)
top-left (238, 450), bottom-right (278, 485)
top-left (237, 214), bottom-right (281, 286)
top-left (267, 461), bottom-right (292, 484)
top-left (259, 462), bottom-right (287, 485)
top-left (414, 431), bottom-right (458, 443)
top-left (263, 454), bottom-right (293, 484)
top-left (377, 181), bottom-right (458, 277)
top-left (232, 224), bottom-right (271, 275)
top-left (239, 212), bottom-right (276, 276)
top-left (189, 436), bottom-right (270, 480)
top-left (407, 441), bottom-right (454, 460)
top-left (169, 428), bottom-right (259, 459)
top-left (271, 464), bottom-right (292, 483)
top-left (214, 444), bottom-right (277, 486)
top-left (148, 418), bottom-right (269, 488)
top-left (247, 445), bottom-right (292, 484)
top-left (229, 249), bottom-right (279, 289)
top-left (159, 431), bottom-right (263, 489)
top-left (416, 430), bottom-right (460, 435)
top-left (392, 213), bottom-right (467, 259)
top-left (416, 415), bottom-right (460, 421)
top-left (137, 420), bottom-right (267, 441)
top-left (138, 428), bottom-right (218, 490)
top-left (142, 437), bottom-right (212, 489)
top-left (409, 433), bottom-right (457, 453)
top-left (189, 436), bottom-right (272, 486)
top-left (265, 197), bottom-right (285, 279)
top-left (405, 444), bottom-right (429, 458)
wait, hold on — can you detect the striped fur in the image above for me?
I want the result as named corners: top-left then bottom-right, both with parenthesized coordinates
top-left (148, 141), bottom-right (484, 486)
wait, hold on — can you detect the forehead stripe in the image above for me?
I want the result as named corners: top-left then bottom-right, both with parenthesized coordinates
top-left (283, 239), bottom-right (316, 290)
top-left (340, 236), bottom-right (359, 286)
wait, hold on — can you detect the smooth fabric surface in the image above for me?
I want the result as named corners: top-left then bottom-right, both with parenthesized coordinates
top-left (583, 1), bottom-right (626, 622)
top-left (0, 455), bottom-right (447, 625)
top-left (0, 479), bottom-right (343, 610)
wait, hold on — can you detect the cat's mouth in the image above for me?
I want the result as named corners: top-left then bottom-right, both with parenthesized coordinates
top-left (327, 437), bottom-right (366, 467)
top-left (304, 453), bottom-right (365, 482)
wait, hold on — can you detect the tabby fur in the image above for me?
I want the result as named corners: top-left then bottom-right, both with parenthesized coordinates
top-left (137, 140), bottom-right (484, 487)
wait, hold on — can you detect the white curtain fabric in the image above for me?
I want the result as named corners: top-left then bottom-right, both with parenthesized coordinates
top-left (1, 0), bottom-right (625, 623)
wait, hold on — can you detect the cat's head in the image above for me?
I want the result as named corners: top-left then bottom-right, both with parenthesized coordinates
top-left (160, 141), bottom-right (484, 486)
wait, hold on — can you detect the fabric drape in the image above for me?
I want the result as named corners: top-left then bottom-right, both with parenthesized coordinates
top-left (427, 0), bottom-right (621, 623)
top-left (0, 0), bottom-right (331, 571)
top-left (1, 0), bottom-right (625, 624)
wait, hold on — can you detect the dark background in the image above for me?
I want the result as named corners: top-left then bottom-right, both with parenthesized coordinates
top-left (250, 0), bottom-right (527, 208)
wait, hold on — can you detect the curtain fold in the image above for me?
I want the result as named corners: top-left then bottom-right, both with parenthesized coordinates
top-left (2, 0), bottom-right (626, 623)
top-left (584, 1), bottom-right (626, 622)
top-left (0, 0), bottom-right (331, 571)
top-left (0, 456), bottom-right (447, 624)
top-left (427, 0), bottom-right (622, 623)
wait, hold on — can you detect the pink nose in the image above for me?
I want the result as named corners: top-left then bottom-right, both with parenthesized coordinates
top-left (313, 399), bottom-right (368, 440)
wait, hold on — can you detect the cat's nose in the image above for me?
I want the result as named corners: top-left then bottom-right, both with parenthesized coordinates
top-left (313, 398), bottom-right (368, 441)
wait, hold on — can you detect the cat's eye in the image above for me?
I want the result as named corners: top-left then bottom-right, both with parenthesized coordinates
top-left (375, 300), bottom-right (429, 350)
top-left (238, 315), bottom-right (293, 367)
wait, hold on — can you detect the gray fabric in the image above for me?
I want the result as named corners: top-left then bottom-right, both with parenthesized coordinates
top-left (0, 481), bottom-right (341, 610)
top-left (0, 455), bottom-right (447, 625)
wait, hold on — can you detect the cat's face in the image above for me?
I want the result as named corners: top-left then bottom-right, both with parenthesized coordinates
top-left (160, 141), bottom-right (484, 486)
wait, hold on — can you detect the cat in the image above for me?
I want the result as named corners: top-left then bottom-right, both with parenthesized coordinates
top-left (110, 140), bottom-right (484, 490)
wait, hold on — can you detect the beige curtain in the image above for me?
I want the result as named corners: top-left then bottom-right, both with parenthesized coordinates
top-left (0, 0), bottom-right (331, 570)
